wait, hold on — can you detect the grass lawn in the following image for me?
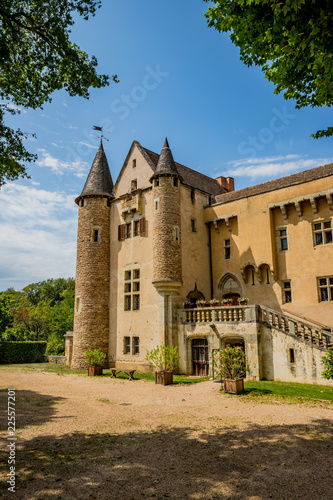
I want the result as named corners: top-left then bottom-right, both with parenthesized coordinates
top-left (0, 363), bottom-right (332, 401)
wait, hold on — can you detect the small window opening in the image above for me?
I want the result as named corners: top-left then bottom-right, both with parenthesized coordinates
top-left (131, 179), bottom-right (137, 191)
top-left (289, 348), bottom-right (295, 363)
top-left (154, 199), bottom-right (159, 213)
top-left (173, 226), bottom-right (179, 243)
top-left (283, 281), bottom-right (292, 303)
top-left (92, 229), bottom-right (99, 243)
top-left (79, 199), bottom-right (85, 208)
top-left (224, 239), bottom-right (231, 260)
top-left (191, 188), bottom-right (195, 203)
top-left (173, 177), bottom-right (179, 187)
top-left (107, 198), bottom-right (112, 207)
top-left (154, 178), bottom-right (159, 187)
top-left (191, 219), bottom-right (197, 233)
top-left (75, 297), bottom-right (80, 313)
top-left (132, 159), bottom-right (136, 168)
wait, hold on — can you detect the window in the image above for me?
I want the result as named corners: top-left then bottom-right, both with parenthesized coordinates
top-left (313, 220), bottom-right (333, 246)
top-left (132, 159), bottom-right (136, 168)
top-left (107, 198), bottom-right (112, 207)
top-left (173, 177), bottom-right (179, 187)
top-left (125, 223), bottom-right (132, 239)
top-left (278, 228), bottom-right (288, 251)
top-left (75, 297), bottom-right (80, 313)
top-left (124, 337), bottom-right (131, 354)
top-left (134, 220), bottom-right (140, 237)
top-left (289, 348), bottom-right (295, 363)
top-left (124, 268), bottom-right (140, 311)
top-left (154, 198), bottom-right (159, 213)
top-left (191, 219), bottom-right (197, 233)
top-left (154, 178), bottom-right (159, 187)
top-left (318, 276), bottom-right (333, 302)
top-left (133, 337), bottom-right (140, 354)
top-left (173, 226), bottom-right (179, 243)
top-left (131, 179), bottom-right (137, 191)
top-left (79, 199), bottom-right (85, 207)
top-left (91, 228), bottom-right (99, 243)
top-left (224, 239), bottom-right (231, 259)
top-left (283, 281), bottom-right (292, 303)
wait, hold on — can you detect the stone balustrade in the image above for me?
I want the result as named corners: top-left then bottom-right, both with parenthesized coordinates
top-left (179, 305), bottom-right (251, 324)
top-left (260, 306), bottom-right (332, 350)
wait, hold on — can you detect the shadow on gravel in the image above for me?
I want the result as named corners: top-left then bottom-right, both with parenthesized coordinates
top-left (1, 419), bottom-right (332, 499)
top-left (0, 389), bottom-right (65, 432)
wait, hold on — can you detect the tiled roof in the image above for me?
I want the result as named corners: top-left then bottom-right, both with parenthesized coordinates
top-left (76, 142), bottom-right (114, 203)
top-left (150, 138), bottom-right (181, 180)
top-left (214, 162), bottom-right (333, 205)
top-left (143, 147), bottom-right (225, 197)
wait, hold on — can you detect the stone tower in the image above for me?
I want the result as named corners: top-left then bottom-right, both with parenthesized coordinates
top-left (150, 138), bottom-right (183, 346)
top-left (71, 141), bottom-right (114, 369)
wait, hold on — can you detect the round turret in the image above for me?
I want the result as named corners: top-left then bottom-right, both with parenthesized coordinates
top-left (71, 142), bottom-right (114, 369)
top-left (150, 138), bottom-right (183, 290)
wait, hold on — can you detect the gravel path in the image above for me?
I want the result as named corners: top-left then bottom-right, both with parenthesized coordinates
top-left (1, 369), bottom-right (333, 499)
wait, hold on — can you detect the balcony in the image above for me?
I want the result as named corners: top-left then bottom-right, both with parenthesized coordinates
top-left (179, 305), bottom-right (253, 324)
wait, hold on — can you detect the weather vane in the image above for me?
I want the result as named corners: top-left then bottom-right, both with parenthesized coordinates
top-left (93, 125), bottom-right (110, 142)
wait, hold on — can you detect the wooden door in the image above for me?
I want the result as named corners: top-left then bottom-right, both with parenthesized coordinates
top-left (192, 338), bottom-right (209, 376)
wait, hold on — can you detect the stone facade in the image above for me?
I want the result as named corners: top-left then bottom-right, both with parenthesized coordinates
top-left (68, 138), bottom-right (333, 385)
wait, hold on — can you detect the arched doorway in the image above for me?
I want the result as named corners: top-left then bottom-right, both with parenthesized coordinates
top-left (218, 273), bottom-right (242, 305)
top-left (192, 338), bottom-right (209, 376)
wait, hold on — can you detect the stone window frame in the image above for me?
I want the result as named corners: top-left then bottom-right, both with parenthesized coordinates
top-left (224, 239), bottom-right (231, 260)
top-left (75, 297), bottom-right (80, 313)
top-left (312, 219), bottom-right (333, 246)
top-left (91, 227), bottom-right (101, 243)
top-left (124, 267), bottom-right (141, 312)
top-left (317, 276), bottom-right (333, 302)
top-left (276, 225), bottom-right (289, 252)
top-left (173, 226), bottom-right (180, 243)
top-left (191, 218), bottom-right (197, 233)
top-left (282, 280), bottom-right (292, 303)
top-left (288, 348), bottom-right (295, 363)
top-left (154, 198), bottom-right (159, 213)
top-left (123, 336), bottom-right (131, 354)
top-left (132, 337), bottom-right (140, 355)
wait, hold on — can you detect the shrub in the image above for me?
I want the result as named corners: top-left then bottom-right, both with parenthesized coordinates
top-left (85, 349), bottom-right (106, 366)
top-left (0, 341), bottom-right (47, 364)
top-left (146, 344), bottom-right (180, 372)
top-left (214, 346), bottom-right (249, 380)
top-left (322, 349), bottom-right (333, 380)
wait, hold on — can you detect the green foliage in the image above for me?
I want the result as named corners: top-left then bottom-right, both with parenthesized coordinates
top-left (45, 334), bottom-right (65, 355)
top-left (321, 349), bottom-right (333, 380)
top-left (85, 348), bottom-right (106, 366)
top-left (0, 292), bottom-right (14, 331)
top-left (0, 341), bottom-right (47, 363)
top-left (0, 1), bottom-right (118, 187)
top-left (204, 0), bottom-right (333, 138)
top-left (145, 344), bottom-right (180, 372)
top-left (214, 345), bottom-right (248, 379)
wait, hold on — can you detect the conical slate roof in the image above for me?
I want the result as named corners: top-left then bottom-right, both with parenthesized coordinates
top-left (76, 141), bottom-right (114, 204)
top-left (150, 138), bottom-right (182, 182)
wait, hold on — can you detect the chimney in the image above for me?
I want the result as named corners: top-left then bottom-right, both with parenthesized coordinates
top-left (215, 176), bottom-right (235, 193)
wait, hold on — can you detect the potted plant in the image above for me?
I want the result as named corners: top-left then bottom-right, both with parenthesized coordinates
top-left (209, 298), bottom-right (220, 307)
top-left (85, 348), bottom-right (106, 376)
top-left (222, 298), bottom-right (233, 306)
top-left (196, 300), bottom-right (208, 308)
top-left (214, 345), bottom-right (249, 394)
top-left (239, 297), bottom-right (249, 305)
top-left (145, 344), bottom-right (180, 385)
top-left (183, 300), bottom-right (192, 309)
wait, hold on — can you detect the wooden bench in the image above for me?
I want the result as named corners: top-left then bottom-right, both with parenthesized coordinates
top-left (110, 369), bottom-right (136, 381)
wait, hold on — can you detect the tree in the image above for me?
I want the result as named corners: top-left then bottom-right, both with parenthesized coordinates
top-left (204, 0), bottom-right (333, 138)
top-left (0, 1), bottom-right (118, 187)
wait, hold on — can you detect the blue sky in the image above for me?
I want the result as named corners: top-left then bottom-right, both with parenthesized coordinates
top-left (1, 0), bottom-right (332, 291)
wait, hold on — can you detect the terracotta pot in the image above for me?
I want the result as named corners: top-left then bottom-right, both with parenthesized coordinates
top-left (155, 371), bottom-right (173, 385)
top-left (224, 379), bottom-right (244, 394)
top-left (88, 365), bottom-right (103, 376)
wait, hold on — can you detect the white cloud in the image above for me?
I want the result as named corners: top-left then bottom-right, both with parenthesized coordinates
top-left (73, 141), bottom-right (98, 149)
top-left (220, 155), bottom-right (333, 180)
top-left (36, 149), bottom-right (89, 178)
top-left (0, 184), bottom-right (78, 290)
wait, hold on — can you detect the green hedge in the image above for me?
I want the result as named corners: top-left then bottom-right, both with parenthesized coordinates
top-left (0, 341), bottom-right (47, 364)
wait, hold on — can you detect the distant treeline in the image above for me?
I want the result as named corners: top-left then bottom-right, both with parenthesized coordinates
top-left (0, 278), bottom-right (75, 355)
